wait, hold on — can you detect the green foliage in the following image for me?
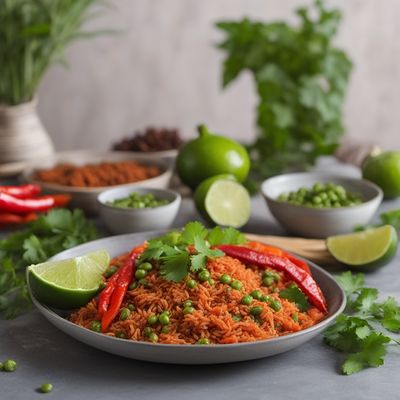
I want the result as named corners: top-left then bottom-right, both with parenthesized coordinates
top-left (324, 271), bottom-right (400, 375)
top-left (216, 0), bottom-right (352, 180)
top-left (0, 209), bottom-right (98, 318)
top-left (139, 222), bottom-right (244, 282)
top-left (0, 0), bottom-right (109, 105)
top-left (279, 284), bottom-right (310, 312)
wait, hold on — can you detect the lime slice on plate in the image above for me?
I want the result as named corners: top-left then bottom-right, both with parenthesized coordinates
top-left (194, 177), bottom-right (250, 228)
top-left (28, 250), bottom-right (110, 309)
top-left (326, 225), bottom-right (398, 270)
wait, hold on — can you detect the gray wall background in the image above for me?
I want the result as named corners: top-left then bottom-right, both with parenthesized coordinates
top-left (37, 0), bottom-right (400, 151)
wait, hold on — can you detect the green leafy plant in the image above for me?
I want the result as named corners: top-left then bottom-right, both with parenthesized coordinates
top-left (0, 208), bottom-right (98, 319)
top-left (217, 0), bottom-right (352, 181)
top-left (325, 272), bottom-right (400, 375)
top-left (0, 0), bottom-right (109, 105)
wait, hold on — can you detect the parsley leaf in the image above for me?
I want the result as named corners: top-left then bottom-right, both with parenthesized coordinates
top-left (208, 226), bottom-right (246, 246)
top-left (325, 271), bottom-right (400, 375)
top-left (279, 285), bottom-right (310, 312)
top-left (0, 208), bottom-right (98, 319)
top-left (380, 209), bottom-right (400, 230)
top-left (190, 254), bottom-right (207, 272)
top-left (181, 222), bottom-right (208, 244)
top-left (336, 271), bottom-right (364, 299)
top-left (354, 288), bottom-right (379, 315)
top-left (160, 250), bottom-right (189, 282)
top-left (342, 333), bottom-right (391, 375)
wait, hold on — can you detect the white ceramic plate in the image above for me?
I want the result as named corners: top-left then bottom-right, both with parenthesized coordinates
top-left (28, 231), bottom-right (346, 365)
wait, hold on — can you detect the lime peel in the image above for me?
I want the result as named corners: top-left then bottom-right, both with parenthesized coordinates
top-left (326, 225), bottom-right (398, 269)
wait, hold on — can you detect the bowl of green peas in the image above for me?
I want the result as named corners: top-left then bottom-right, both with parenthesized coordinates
top-left (261, 173), bottom-right (383, 238)
top-left (97, 186), bottom-right (181, 234)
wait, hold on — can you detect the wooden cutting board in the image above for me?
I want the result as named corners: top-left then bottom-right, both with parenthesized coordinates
top-left (245, 233), bottom-right (337, 265)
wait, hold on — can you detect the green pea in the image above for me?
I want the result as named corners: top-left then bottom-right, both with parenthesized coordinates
top-left (159, 313), bottom-right (170, 326)
top-left (90, 320), bottom-right (101, 332)
top-left (269, 300), bottom-right (282, 312)
top-left (183, 306), bottom-right (195, 315)
top-left (116, 331), bottom-right (126, 339)
top-left (120, 308), bottom-right (130, 321)
top-left (219, 274), bottom-right (232, 284)
top-left (186, 279), bottom-right (197, 289)
top-left (147, 314), bottom-right (158, 325)
top-left (232, 314), bottom-right (243, 322)
top-left (161, 326), bottom-right (170, 334)
top-left (3, 359), bottom-right (17, 372)
top-left (135, 269), bottom-right (147, 279)
top-left (230, 280), bottom-right (243, 290)
top-left (138, 262), bottom-right (152, 271)
top-left (261, 295), bottom-right (272, 303)
top-left (197, 338), bottom-right (210, 345)
top-left (250, 290), bottom-right (262, 300)
top-left (198, 270), bottom-right (211, 281)
top-left (127, 303), bottom-right (136, 311)
top-left (263, 276), bottom-right (275, 286)
top-left (104, 265), bottom-right (118, 278)
top-left (143, 327), bottom-right (153, 337)
top-left (241, 295), bottom-right (253, 306)
top-left (292, 312), bottom-right (299, 322)
top-left (183, 300), bottom-right (193, 308)
top-left (148, 332), bottom-right (158, 343)
top-left (40, 383), bottom-right (53, 394)
top-left (139, 278), bottom-right (148, 287)
top-left (129, 281), bottom-right (138, 290)
top-left (312, 196), bottom-right (322, 205)
top-left (208, 278), bottom-right (215, 286)
top-left (263, 271), bottom-right (280, 281)
top-left (250, 306), bottom-right (263, 316)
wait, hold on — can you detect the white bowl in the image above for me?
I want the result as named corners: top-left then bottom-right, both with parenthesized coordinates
top-left (21, 150), bottom-right (173, 214)
top-left (261, 173), bottom-right (383, 238)
top-left (97, 186), bottom-right (181, 234)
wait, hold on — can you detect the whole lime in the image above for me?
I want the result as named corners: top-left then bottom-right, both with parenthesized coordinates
top-left (362, 151), bottom-right (400, 198)
top-left (176, 124), bottom-right (250, 190)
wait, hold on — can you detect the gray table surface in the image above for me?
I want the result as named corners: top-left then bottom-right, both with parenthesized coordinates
top-left (1, 160), bottom-right (400, 400)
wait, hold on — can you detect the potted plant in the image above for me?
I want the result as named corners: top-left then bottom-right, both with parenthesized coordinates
top-left (0, 0), bottom-right (106, 164)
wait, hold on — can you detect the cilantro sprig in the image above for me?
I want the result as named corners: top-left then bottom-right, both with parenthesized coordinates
top-left (139, 222), bottom-right (245, 282)
top-left (0, 209), bottom-right (97, 319)
top-left (324, 271), bottom-right (400, 375)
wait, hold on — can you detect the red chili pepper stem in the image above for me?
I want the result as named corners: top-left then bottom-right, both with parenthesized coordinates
top-left (217, 245), bottom-right (327, 313)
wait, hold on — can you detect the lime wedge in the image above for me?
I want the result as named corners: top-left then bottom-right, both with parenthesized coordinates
top-left (28, 250), bottom-right (110, 309)
top-left (195, 178), bottom-right (250, 228)
top-left (326, 225), bottom-right (398, 270)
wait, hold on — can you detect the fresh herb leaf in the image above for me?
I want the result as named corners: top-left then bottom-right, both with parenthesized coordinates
top-left (0, 208), bottom-right (97, 319)
top-left (190, 254), bottom-right (207, 272)
top-left (354, 288), bottom-right (379, 315)
top-left (325, 271), bottom-right (400, 375)
top-left (279, 285), bottom-right (310, 312)
top-left (336, 271), bottom-right (364, 300)
top-left (341, 333), bottom-right (391, 375)
top-left (139, 241), bottom-right (166, 262)
top-left (159, 250), bottom-right (190, 282)
top-left (208, 226), bottom-right (246, 246)
top-left (181, 222), bottom-right (208, 244)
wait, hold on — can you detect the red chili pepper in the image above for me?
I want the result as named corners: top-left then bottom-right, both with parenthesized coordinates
top-left (99, 244), bottom-right (147, 332)
top-left (246, 241), bottom-right (283, 256)
top-left (0, 192), bottom-right (55, 214)
top-left (217, 245), bottom-right (327, 313)
top-left (40, 194), bottom-right (71, 208)
top-left (0, 212), bottom-right (38, 226)
top-left (0, 184), bottom-right (41, 199)
top-left (283, 253), bottom-right (311, 275)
